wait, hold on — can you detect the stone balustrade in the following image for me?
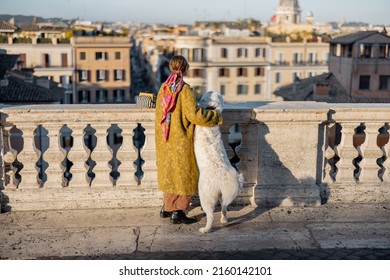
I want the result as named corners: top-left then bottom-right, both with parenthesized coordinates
top-left (0, 102), bottom-right (389, 212)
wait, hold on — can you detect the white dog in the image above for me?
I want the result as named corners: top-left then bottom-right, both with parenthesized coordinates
top-left (194, 91), bottom-right (244, 234)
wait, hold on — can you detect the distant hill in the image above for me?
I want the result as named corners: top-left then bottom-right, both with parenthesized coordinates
top-left (0, 14), bottom-right (69, 24)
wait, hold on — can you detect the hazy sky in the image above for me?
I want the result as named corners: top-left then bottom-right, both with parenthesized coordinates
top-left (2, 0), bottom-right (390, 25)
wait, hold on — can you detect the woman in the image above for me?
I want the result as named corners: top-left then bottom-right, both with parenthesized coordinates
top-left (155, 55), bottom-right (222, 224)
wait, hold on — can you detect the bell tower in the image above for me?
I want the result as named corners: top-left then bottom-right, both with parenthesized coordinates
top-left (275, 0), bottom-right (302, 24)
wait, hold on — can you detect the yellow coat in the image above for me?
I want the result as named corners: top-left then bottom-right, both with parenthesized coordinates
top-left (155, 83), bottom-right (222, 196)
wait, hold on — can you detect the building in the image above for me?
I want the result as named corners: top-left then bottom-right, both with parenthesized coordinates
top-left (274, 0), bottom-right (302, 25)
top-left (269, 36), bottom-right (329, 98)
top-left (138, 33), bottom-right (329, 102)
top-left (274, 31), bottom-right (390, 102)
top-left (329, 30), bottom-right (390, 101)
top-left (1, 20), bottom-right (133, 105)
top-left (0, 40), bottom-right (74, 103)
top-left (70, 36), bottom-right (132, 104)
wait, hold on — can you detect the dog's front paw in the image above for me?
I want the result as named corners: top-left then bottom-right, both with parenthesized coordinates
top-left (220, 217), bottom-right (228, 224)
top-left (199, 227), bottom-right (209, 234)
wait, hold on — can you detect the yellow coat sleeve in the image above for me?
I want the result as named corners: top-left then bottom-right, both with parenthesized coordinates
top-left (181, 85), bottom-right (222, 127)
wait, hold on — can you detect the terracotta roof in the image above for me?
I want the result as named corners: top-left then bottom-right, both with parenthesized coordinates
top-left (274, 73), bottom-right (351, 103)
top-left (0, 75), bottom-right (63, 103)
top-left (0, 54), bottom-right (19, 79)
top-left (274, 72), bottom-right (390, 103)
top-left (0, 21), bottom-right (17, 32)
top-left (0, 54), bottom-right (63, 103)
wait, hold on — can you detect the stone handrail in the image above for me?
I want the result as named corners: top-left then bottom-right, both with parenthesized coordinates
top-left (1, 102), bottom-right (389, 211)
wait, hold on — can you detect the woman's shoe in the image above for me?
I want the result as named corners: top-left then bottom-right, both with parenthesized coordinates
top-left (170, 210), bottom-right (197, 224)
top-left (160, 206), bottom-right (172, 218)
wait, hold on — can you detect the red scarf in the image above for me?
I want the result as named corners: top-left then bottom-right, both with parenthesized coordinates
top-left (160, 71), bottom-right (184, 142)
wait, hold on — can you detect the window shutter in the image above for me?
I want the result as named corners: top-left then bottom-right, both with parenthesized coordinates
top-left (61, 53), bottom-right (68, 67)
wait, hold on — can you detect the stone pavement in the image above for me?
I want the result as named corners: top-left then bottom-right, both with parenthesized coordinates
top-left (0, 203), bottom-right (389, 260)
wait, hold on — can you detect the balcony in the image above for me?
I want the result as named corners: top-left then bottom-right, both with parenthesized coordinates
top-left (1, 102), bottom-right (389, 212)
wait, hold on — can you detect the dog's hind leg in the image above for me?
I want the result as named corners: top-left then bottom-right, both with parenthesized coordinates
top-left (220, 193), bottom-right (236, 224)
top-left (199, 202), bottom-right (215, 234)
top-left (220, 202), bottom-right (229, 224)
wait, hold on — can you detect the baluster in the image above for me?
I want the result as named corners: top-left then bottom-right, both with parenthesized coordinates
top-left (90, 125), bottom-right (112, 187)
top-left (67, 125), bottom-right (89, 188)
top-left (42, 125), bottom-right (66, 187)
top-left (2, 125), bottom-right (18, 189)
top-left (139, 122), bottom-right (157, 186)
top-left (382, 130), bottom-right (390, 182)
top-left (116, 123), bottom-right (137, 187)
top-left (358, 123), bottom-right (383, 183)
top-left (133, 123), bottom-right (145, 185)
top-left (334, 123), bottom-right (357, 183)
top-left (323, 123), bottom-right (337, 183)
top-left (16, 124), bottom-right (40, 189)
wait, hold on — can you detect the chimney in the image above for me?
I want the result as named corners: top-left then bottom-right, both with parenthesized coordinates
top-left (381, 27), bottom-right (388, 36)
top-left (313, 83), bottom-right (329, 96)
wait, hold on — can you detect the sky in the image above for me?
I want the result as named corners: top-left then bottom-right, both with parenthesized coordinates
top-left (2, 0), bottom-right (390, 26)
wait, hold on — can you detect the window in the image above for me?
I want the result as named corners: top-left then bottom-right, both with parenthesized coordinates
top-left (308, 52), bottom-right (317, 64)
top-left (254, 84), bottom-right (261, 95)
top-left (237, 68), bottom-right (247, 77)
top-left (114, 89), bottom-right (124, 102)
top-left (276, 52), bottom-right (284, 64)
top-left (379, 76), bottom-right (390, 91)
top-left (80, 52), bottom-right (86, 60)
top-left (61, 53), bottom-right (68, 67)
top-left (115, 52), bottom-right (121, 60)
top-left (42, 53), bottom-right (50, 67)
top-left (191, 69), bottom-right (204, 78)
top-left (330, 45), bottom-right (338, 57)
top-left (114, 69), bottom-right (125, 81)
top-left (96, 69), bottom-right (106, 81)
top-left (378, 44), bottom-right (390, 59)
top-left (275, 72), bottom-right (281, 83)
top-left (221, 48), bottom-right (228, 58)
top-left (237, 48), bottom-right (248, 58)
top-left (193, 48), bottom-right (205, 62)
top-left (219, 68), bottom-right (230, 77)
top-left (95, 52), bottom-right (108, 60)
top-left (97, 90), bottom-right (108, 103)
top-left (308, 72), bottom-right (316, 78)
top-left (79, 70), bottom-right (89, 82)
top-left (255, 48), bottom-right (264, 58)
top-left (78, 90), bottom-right (90, 103)
top-left (359, 75), bottom-right (370, 90)
top-left (237, 84), bottom-right (248, 95)
top-left (60, 75), bottom-right (71, 85)
top-left (255, 67), bottom-right (265, 77)
top-left (220, 84), bottom-right (226, 95)
top-left (293, 52), bottom-right (302, 64)
top-left (360, 44), bottom-right (372, 58)
top-left (323, 52), bottom-right (329, 63)
top-left (181, 48), bottom-right (189, 60)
